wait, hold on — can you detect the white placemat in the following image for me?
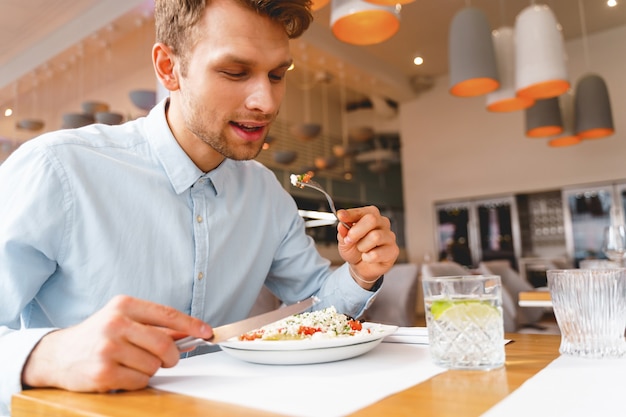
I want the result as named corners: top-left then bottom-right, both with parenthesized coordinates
top-left (483, 354), bottom-right (626, 416)
top-left (151, 340), bottom-right (445, 417)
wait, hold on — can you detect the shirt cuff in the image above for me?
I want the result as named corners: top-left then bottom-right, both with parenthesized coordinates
top-left (337, 263), bottom-right (384, 318)
top-left (0, 327), bottom-right (57, 413)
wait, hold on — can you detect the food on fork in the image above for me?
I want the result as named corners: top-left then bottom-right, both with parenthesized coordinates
top-left (290, 171), bottom-right (314, 188)
top-left (239, 306), bottom-right (368, 341)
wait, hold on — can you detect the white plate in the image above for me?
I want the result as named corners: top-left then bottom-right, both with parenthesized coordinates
top-left (219, 323), bottom-right (398, 365)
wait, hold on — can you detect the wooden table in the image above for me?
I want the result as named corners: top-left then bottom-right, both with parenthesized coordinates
top-left (518, 291), bottom-right (552, 308)
top-left (12, 333), bottom-right (561, 417)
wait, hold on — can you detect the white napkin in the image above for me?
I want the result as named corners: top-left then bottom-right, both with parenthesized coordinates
top-left (151, 342), bottom-right (445, 417)
top-left (382, 327), bottom-right (511, 345)
top-left (383, 326), bottom-right (430, 344)
top-left (483, 354), bottom-right (626, 416)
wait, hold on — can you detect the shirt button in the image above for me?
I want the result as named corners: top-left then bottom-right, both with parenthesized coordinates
top-left (198, 272), bottom-right (204, 280)
top-left (197, 215), bottom-right (203, 223)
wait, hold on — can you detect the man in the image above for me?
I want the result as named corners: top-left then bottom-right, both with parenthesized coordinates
top-left (0, 0), bottom-right (399, 412)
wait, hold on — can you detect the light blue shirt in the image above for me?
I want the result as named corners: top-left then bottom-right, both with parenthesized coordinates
top-left (0, 99), bottom-right (379, 412)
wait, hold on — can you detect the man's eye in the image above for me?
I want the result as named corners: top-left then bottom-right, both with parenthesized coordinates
top-left (269, 72), bottom-right (287, 82)
top-left (223, 71), bottom-right (246, 78)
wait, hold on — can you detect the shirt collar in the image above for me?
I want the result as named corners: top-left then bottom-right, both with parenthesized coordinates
top-left (144, 98), bottom-right (239, 196)
top-left (144, 98), bottom-right (205, 194)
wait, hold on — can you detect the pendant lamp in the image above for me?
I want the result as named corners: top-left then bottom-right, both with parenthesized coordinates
top-left (330, 0), bottom-right (400, 46)
top-left (449, 7), bottom-right (499, 97)
top-left (574, 73), bottom-right (614, 139)
top-left (515, 5), bottom-right (569, 100)
top-left (486, 27), bottom-right (535, 112)
top-left (548, 91), bottom-right (581, 147)
top-left (311, 0), bottom-right (330, 11)
top-left (364, 0), bottom-right (414, 4)
top-left (525, 97), bottom-right (563, 138)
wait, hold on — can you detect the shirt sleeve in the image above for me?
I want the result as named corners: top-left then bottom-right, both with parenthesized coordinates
top-left (0, 327), bottom-right (57, 413)
top-left (0, 142), bottom-right (67, 412)
top-left (261, 186), bottom-right (382, 319)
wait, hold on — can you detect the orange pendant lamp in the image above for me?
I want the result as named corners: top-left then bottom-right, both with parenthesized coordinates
top-left (525, 97), bottom-right (563, 138)
top-left (331, 0), bottom-right (400, 46)
top-left (574, 73), bottom-right (614, 139)
top-left (449, 7), bottom-right (499, 97)
top-left (486, 27), bottom-right (535, 112)
top-left (548, 92), bottom-right (581, 147)
top-left (311, 0), bottom-right (330, 11)
top-left (364, 0), bottom-right (414, 4)
top-left (515, 4), bottom-right (570, 100)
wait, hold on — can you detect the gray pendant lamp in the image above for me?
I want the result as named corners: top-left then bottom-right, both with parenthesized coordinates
top-left (449, 7), bottom-right (499, 97)
top-left (515, 4), bottom-right (569, 100)
top-left (548, 91), bottom-right (581, 148)
top-left (574, 73), bottom-right (614, 140)
top-left (525, 97), bottom-right (563, 138)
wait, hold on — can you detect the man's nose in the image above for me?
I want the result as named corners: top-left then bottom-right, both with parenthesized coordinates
top-left (245, 79), bottom-right (281, 114)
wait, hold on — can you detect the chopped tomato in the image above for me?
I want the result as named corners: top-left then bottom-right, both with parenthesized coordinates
top-left (301, 171), bottom-right (314, 183)
top-left (348, 320), bottom-right (362, 331)
top-left (298, 326), bottom-right (322, 336)
top-left (239, 330), bottom-right (264, 341)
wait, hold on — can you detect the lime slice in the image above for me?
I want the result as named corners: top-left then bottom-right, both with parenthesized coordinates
top-left (431, 300), bottom-right (454, 319)
top-left (431, 300), bottom-right (499, 321)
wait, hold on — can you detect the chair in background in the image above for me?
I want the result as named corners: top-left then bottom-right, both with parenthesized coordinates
top-left (477, 259), bottom-right (545, 329)
top-left (579, 259), bottom-right (620, 269)
top-left (362, 263), bottom-right (420, 327)
top-left (421, 261), bottom-right (518, 332)
top-left (421, 260), bottom-right (470, 279)
top-left (250, 264), bottom-right (420, 327)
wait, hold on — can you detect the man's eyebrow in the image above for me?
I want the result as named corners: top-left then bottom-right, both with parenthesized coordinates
top-left (219, 54), bottom-right (293, 70)
top-left (277, 59), bottom-right (293, 70)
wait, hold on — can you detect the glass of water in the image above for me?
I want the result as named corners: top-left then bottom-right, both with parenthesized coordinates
top-left (422, 275), bottom-right (505, 370)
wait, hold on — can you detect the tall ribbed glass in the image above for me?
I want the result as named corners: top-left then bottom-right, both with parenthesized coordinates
top-left (547, 269), bottom-right (626, 359)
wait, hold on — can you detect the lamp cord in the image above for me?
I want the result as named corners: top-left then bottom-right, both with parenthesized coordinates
top-left (577, 0), bottom-right (591, 70)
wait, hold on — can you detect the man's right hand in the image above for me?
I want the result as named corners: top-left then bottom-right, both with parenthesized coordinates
top-left (21, 295), bottom-right (213, 393)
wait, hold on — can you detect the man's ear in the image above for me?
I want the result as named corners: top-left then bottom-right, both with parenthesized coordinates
top-left (152, 43), bottom-right (179, 91)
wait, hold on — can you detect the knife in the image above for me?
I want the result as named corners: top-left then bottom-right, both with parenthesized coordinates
top-left (175, 295), bottom-right (320, 351)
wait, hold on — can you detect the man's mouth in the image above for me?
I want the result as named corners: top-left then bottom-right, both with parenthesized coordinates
top-left (231, 121), bottom-right (265, 132)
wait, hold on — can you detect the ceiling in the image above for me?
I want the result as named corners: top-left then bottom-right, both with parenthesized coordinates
top-left (1, 0), bottom-right (625, 105)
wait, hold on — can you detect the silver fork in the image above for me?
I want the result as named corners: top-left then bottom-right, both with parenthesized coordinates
top-left (291, 177), bottom-right (351, 229)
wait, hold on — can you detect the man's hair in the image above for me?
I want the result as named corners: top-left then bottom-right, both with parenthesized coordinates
top-left (155, 0), bottom-right (312, 73)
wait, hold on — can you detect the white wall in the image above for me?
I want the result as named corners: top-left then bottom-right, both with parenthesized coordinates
top-left (399, 25), bottom-right (626, 265)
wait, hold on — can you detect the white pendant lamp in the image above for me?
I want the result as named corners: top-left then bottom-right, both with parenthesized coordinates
top-left (515, 4), bottom-right (569, 100)
top-left (331, 0), bottom-right (400, 46)
top-left (525, 97), bottom-right (563, 138)
top-left (574, 73), bottom-right (614, 139)
top-left (449, 7), bottom-right (499, 97)
top-left (548, 91), bottom-right (581, 147)
top-left (486, 27), bottom-right (535, 112)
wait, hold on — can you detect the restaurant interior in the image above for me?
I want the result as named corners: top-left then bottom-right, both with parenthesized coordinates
top-left (3, 1), bottom-right (626, 416)
top-left (1, 0), bottom-right (626, 320)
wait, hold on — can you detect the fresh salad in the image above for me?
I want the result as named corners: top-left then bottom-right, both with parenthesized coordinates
top-left (239, 306), bottom-right (368, 341)
top-left (290, 171), bottom-right (314, 188)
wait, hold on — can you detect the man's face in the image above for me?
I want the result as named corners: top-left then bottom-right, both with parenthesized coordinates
top-left (172, 0), bottom-right (292, 165)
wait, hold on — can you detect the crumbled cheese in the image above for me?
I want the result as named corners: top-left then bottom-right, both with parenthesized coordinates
top-left (240, 306), bottom-right (368, 341)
